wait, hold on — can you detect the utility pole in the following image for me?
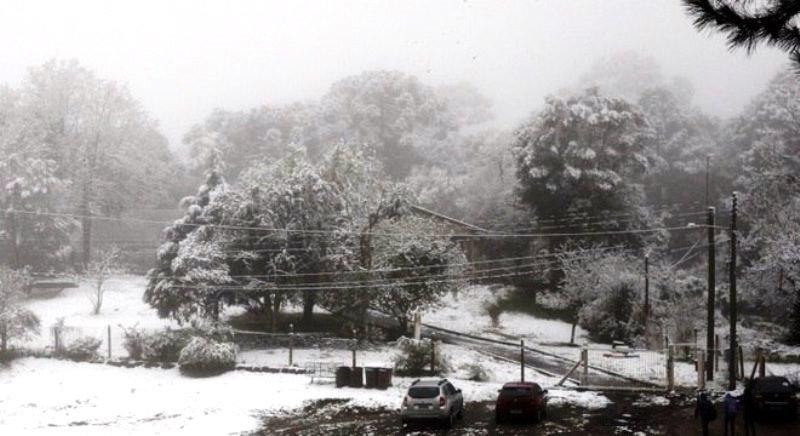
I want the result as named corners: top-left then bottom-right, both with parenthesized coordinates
top-left (644, 253), bottom-right (650, 324)
top-left (705, 154), bottom-right (711, 207)
top-left (706, 206), bottom-right (716, 381)
top-left (729, 192), bottom-right (738, 390)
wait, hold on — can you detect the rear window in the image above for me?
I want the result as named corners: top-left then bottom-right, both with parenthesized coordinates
top-left (755, 378), bottom-right (793, 393)
top-left (500, 387), bottom-right (533, 398)
top-left (409, 386), bottom-right (440, 398)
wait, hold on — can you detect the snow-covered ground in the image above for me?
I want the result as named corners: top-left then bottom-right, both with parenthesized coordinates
top-left (3, 276), bottom-right (610, 435)
top-left (424, 285), bottom-right (800, 388)
top-left (22, 276), bottom-right (178, 357)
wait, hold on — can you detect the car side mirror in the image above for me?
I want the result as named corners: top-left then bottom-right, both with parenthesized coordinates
top-left (456, 389), bottom-right (461, 393)
top-left (543, 389), bottom-right (548, 395)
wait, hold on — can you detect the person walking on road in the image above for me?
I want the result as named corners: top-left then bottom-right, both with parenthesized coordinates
top-left (723, 391), bottom-right (740, 436)
top-left (695, 392), bottom-right (716, 436)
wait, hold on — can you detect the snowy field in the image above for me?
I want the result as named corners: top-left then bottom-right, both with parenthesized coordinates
top-left (1, 276), bottom-right (609, 435)
top-left (424, 286), bottom-right (800, 388)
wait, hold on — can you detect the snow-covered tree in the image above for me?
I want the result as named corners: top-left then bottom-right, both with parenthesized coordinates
top-left (145, 157), bottom-right (228, 323)
top-left (84, 246), bottom-right (121, 315)
top-left (638, 87), bottom-right (724, 209)
top-left (0, 86), bottom-right (74, 270)
top-left (17, 60), bottom-right (175, 267)
top-left (185, 102), bottom-right (321, 180)
top-left (371, 216), bottom-right (467, 335)
top-left (729, 69), bottom-right (800, 334)
top-left (0, 266), bottom-right (39, 355)
top-left (320, 70), bottom-right (456, 179)
top-left (513, 89), bottom-right (658, 251)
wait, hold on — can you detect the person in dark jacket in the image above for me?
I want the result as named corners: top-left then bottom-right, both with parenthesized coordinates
top-left (743, 385), bottom-right (756, 436)
top-left (724, 391), bottom-right (740, 436)
top-left (695, 392), bottom-right (716, 436)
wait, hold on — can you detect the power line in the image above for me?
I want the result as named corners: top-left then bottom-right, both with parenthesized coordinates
top-left (6, 208), bottom-right (704, 239)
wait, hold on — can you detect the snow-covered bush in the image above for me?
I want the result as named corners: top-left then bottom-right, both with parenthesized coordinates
top-left (463, 362), bottom-right (492, 382)
top-left (0, 267), bottom-right (39, 357)
top-left (393, 336), bottom-right (449, 376)
top-left (63, 336), bottom-right (102, 361)
top-left (121, 328), bottom-right (192, 362)
top-left (178, 336), bottom-right (237, 376)
top-left (484, 302), bottom-right (502, 328)
top-left (579, 277), bottom-right (643, 344)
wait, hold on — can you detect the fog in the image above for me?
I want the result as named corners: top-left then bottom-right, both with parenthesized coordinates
top-left (0, 0), bottom-right (788, 155)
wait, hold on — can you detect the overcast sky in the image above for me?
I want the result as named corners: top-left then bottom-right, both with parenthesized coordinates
top-left (0, 0), bottom-right (789, 155)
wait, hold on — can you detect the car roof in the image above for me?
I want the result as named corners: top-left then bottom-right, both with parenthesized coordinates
top-left (502, 382), bottom-right (541, 388)
top-left (411, 378), bottom-right (448, 387)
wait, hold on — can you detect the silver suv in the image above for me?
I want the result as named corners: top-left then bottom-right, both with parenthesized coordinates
top-left (400, 378), bottom-right (464, 428)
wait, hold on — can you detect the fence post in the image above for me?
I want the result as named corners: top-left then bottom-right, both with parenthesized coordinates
top-left (758, 355), bottom-right (766, 378)
top-left (737, 346), bottom-right (744, 380)
top-left (351, 329), bottom-right (357, 368)
top-left (430, 333), bottom-right (437, 375)
top-left (667, 345), bottom-right (675, 391)
top-left (714, 334), bottom-right (720, 372)
top-left (697, 349), bottom-right (705, 390)
top-left (107, 325), bottom-right (112, 360)
top-left (413, 312), bottom-right (421, 340)
top-left (288, 323), bottom-right (294, 367)
top-left (520, 339), bottom-right (525, 382)
top-left (580, 347), bottom-right (588, 386)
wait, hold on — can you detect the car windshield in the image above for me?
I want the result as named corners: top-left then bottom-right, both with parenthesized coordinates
top-left (500, 387), bottom-right (533, 397)
top-left (408, 386), bottom-right (440, 399)
top-left (756, 378), bottom-right (793, 393)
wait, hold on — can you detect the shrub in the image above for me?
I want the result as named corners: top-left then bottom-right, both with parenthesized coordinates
top-left (122, 327), bottom-right (192, 362)
top-left (484, 302), bottom-right (502, 328)
top-left (178, 336), bottom-right (237, 376)
top-left (122, 324), bottom-right (235, 362)
top-left (121, 325), bottom-right (146, 360)
top-left (393, 336), bottom-right (449, 376)
top-left (141, 329), bottom-right (193, 362)
top-left (579, 278), bottom-right (643, 344)
top-left (63, 336), bottom-right (102, 361)
top-left (463, 362), bottom-right (492, 382)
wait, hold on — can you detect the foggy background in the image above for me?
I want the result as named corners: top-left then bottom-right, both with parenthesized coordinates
top-left (0, 0), bottom-right (787, 155)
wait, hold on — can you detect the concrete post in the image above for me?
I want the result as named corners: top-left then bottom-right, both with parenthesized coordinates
top-left (288, 323), bottom-right (294, 367)
top-left (413, 312), bottom-right (421, 340)
top-left (580, 347), bottom-right (589, 386)
top-left (667, 345), bottom-right (675, 391)
top-left (697, 350), bottom-right (706, 390)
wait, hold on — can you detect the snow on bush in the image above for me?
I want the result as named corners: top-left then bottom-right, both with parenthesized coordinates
top-left (178, 336), bottom-right (237, 376)
top-left (123, 327), bottom-right (192, 362)
top-left (393, 336), bottom-right (449, 376)
top-left (63, 336), bottom-right (102, 361)
top-left (463, 362), bottom-right (493, 382)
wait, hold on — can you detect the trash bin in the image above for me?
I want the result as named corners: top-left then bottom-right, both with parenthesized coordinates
top-left (335, 366), bottom-right (351, 388)
top-left (376, 368), bottom-right (393, 389)
top-left (364, 367), bottom-right (378, 389)
top-left (349, 367), bottom-right (364, 388)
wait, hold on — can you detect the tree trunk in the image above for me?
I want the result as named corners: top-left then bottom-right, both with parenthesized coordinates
top-left (302, 290), bottom-right (315, 326)
top-left (271, 295), bottom-right (282, 333)
top-left (0, 324), bottom-right (7, 355)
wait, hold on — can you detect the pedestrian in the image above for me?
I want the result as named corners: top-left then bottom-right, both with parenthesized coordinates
top-left (723, 391), bottom-right (739, 436)
top-left (695, 392), bottom-right (716, 436)
top-left (742, 385), bottom-right (756, 436)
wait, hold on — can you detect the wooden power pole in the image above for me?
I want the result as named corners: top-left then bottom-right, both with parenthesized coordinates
top-left (707, 206), bottom-right (716, 381)
top-left (729, 192), bottom-right (738, 391)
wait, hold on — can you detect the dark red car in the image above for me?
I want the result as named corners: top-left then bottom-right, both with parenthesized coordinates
top-left (495, 382), bottom-right (549, 423)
